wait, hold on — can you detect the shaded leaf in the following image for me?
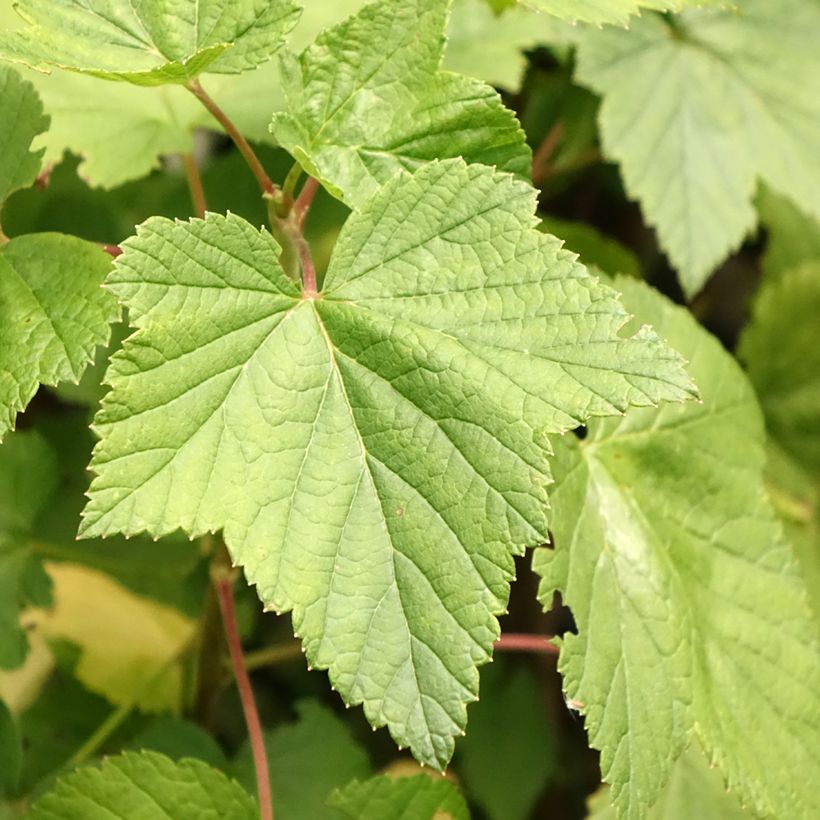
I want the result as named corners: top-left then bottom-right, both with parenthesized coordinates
top-left (0, 700), bottom-right (20, 798)
top-left (757, 187), bottom-right (820, 283)
top-left (534, 276), bottom-right (820, 819)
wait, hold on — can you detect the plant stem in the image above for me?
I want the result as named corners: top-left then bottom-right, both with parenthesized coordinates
top-left (68, 700), bottom-right (134, 767)
top-left (244, 641), bottom-right (304, 672)
top-left (494, 632), bottom-right (559, 656)
top-left (214, 569), bottom-right (274, 820)
top-left (187, 79), bottom-right (277, 197)
top-left (0, 223), bottom-right (8, 244)
top-left (532, 121), bottom-right (565, 185)
top-left (101, 244), bottom-right (122, 257)
top-left (279, 163), bottom-right (303, 215)
top-left (294, 177), bottom-right (320, 230)
top-left (183, 152), bottom-right (208, 218)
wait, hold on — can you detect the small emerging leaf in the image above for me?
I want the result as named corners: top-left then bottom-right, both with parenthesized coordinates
top-left (0, 0), bottom-right (300, 86)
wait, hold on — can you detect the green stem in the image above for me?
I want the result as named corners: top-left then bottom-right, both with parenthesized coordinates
top-left (244, 641), bottom-right (304, 672)
top-left (279, 163), bottom-right (303, 215)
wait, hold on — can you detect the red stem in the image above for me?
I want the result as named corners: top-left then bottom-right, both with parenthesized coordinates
top-left (183, 152), bottom-right (207, 219)
top-left (494, 632), bottom-right (559, 656)
top-left (294, 177), bottom-right (320, 230)
top-left (532, 121), bottom-right (565, 185)
top-left (214, 576), bottom-right (274, 820)
top-left (187, 79), bottom-right (276, 197)
top-left (102, 244), bottom-right (122, 257)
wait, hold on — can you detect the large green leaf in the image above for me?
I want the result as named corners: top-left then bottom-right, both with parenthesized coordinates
top-left (0, 430), bottom-right (57, 669)
top-left (739, 262), bottom-right (820, 479)
top-left (233, 700), bottom-right (371, 820)
top-left (0, 234), bottom-right (118, 440)
top-left (329, 774), bottom-right (469, 820)
top-left (574, 0), bottom-right (820, 296)
top-left (534, 276), bottom-right (820, 819)
top-left (271, 0), bottom-right (531, 207)
top-left (80, 160), bottom-right (694, 767)
top-left (524, 0), bottom-right (721, 26)
top-left (0, 64), bottom-right (47, 205)
top-left (586, 745), bottom-right (751, 820)
top-left (28, 751), bottom-right (258, 819)
top-left (0, 0), bottom-right (300, 86)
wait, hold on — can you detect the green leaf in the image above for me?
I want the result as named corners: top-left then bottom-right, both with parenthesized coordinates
top-left (534, 276), bottom-right (820, 819)
top-left (0, 700), bottom-right (20, 798)
top-left (28, 751), bottom-right (258, 820)
top-left (270, 0), bottom-right (531, 207)
top-left (738, 262), bottom-right (820, 479)
top-left (539, 216), bottom-right (640, 278)
top-left (329, 773), bottom-right (469, 820)
top-left (233, 700), bottom-right (370, 820)
top-left (128, 716), bottom-right (227, 768)
top-left (522, 0), bottom-right (722, 26)
top-left (456, 658), bottom-right (555, 820)
top-left (0, 0), bottom-right (300, 86)
top-left (0, 64), bottom-right (47, 204)
top-left (0, 234), bottom-right (118, 441)
top-left (586, 744), bottom-right (752, 820)
top-left (574, 1), bottom-right (820, 296)
top-left (0, 430), bottom-right (57, 669)
top-left (80, 161), bottom-right (694, 767)
top-left (757, 186), bottom-right (820, 283)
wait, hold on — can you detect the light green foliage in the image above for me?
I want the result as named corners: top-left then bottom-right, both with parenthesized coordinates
top-left (329, 773), bottom-right (469, 820)
top-left (739, 263), bottom-right (820, 479)
top-left (457, 659), bottom-right (555, 820)
top-left (534, 276), bottom-right (820, 819)
top-left (523, 0), bottom-right (720, 26)
top-left (575, 0), bottom-right (820, 296)
top-left (0, 0), bottom-right (300, 86)
top-left (0, 235), bottom-right (118, 440)
top-left (0, 65), bottom-right (47, 204)
top-left (0, 700), bottom-right (20, 797)
top-left (28, 751), bottom-right (257, 819)
top-left (233, 700), bottom-right (370, 820)
top-left (586, 745), bottom-right (751, 820)
top-left (0, 431), bottom-right (57, 669)
top-left (80, 161), bottom-right (693, 767)
top-left (757, 187), bottom-right (820, 282)
top-left (539, 216), bottom-right (640, 278)
top-left (271, 0), bottom-right (531, 207)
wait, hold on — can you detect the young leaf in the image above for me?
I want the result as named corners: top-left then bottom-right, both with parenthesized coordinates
top-left (534, 276), bottom-right (820, 819)
top-left (28, 751), bottom-right (258, 820)
top-left (0, 430), bottom-right (58, 669)
top-left (574, 0), bottom-right (820, 296)
top-left (80, 160), bottom-right (694, 768)
top-left (586, 744), bottom-right (752, 820)
top-left (270, 0), bottom-right (531, 207)
top-left (329, 773), bottom-right (469, 820)
top-left (0, 0), bottom-right (300, 86)
top-left (0, 65), bottom-right (47, 204)
top-left (232, 700), bottom-right (371, 820)
top-left (738, 262), bottom-right (820, 479)
top-left (0, 235), bottom-right (118, 440)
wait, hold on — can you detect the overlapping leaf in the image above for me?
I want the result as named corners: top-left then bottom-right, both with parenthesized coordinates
top-left (0, 65), bottom-right (47, 203)
top-left (28, 751), bottom-right (257, 820)
top-left (757, 187), bottom-right (820, 282)
top-left (271, 0), bottom-right (531, 207)
top-left (329, 774), bottom-right (469, 820)
top-left (534, 276), bottom-right (820, 819)
top-left (739, 262), bottom-right (820, 479)
top-left (0, 0), bottom-right (300, 86)
top-left (574, 0), bottom-right (820, 296)
top-left (0, 234), bottom-right (118, 439)
top-left (524, 0), bottom-right (722, 26)
top-left (80, 160), bottom-right (693, 767)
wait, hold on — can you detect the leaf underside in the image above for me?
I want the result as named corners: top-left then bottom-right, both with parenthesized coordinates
top-left (81, 160), bottom-right (694, 768)
top-left (575, 0), bottom-right (820, 295)
top-left (534, 276), bottom-right (820, 820)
